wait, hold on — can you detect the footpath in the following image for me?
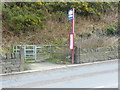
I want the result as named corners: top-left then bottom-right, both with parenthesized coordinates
top-left (0, 59), bottom-right (118, 76)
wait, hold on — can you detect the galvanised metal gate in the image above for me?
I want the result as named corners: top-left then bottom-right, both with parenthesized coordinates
top-left (13, 45), bottom-right (53, 62)
top-left (13, 45), bottom-right (37, 62)
top-left (36, 45), bottom-right (52, 61)
top-left (13, 45), bottom-right (71, 63)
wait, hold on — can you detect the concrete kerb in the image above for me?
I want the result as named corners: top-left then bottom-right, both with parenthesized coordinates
top-left (0, 59), bottom-right (118, 76)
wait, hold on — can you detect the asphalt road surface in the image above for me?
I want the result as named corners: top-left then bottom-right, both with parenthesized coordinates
top-left (1, 60), bottom-right (118, 88)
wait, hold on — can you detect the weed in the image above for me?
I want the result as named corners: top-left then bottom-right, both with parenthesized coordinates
top-left (77, 35), bottom-right (118, 49)
top-left (105, 24), bottom-right (117, 36)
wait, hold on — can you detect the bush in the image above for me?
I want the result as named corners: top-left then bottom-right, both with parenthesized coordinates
top-left (51, 46), bottom-right (71, 64)
top-left (79, 35), bottom-right (117, 49)
top-left (2, 2), bottom-right (118, 33)
top-left (105, 24), bottom-right (117, 36)
top-left (2, 3), bottom-right (46, 33)
top-left (79, 32), bottom-right (92, 38)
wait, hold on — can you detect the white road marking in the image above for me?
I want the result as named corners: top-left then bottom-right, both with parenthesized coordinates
top-left (95, 83), bottom-right (118, 88)
top-left (96, 86), bottom-right (105, 88)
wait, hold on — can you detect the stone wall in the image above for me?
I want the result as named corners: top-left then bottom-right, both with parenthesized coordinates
top-left (0, 46), bottom-right (119, 74)
top-left (79, 46), bottom-right (118, 63)
top-left (0, 51), bottom-right (24, 74)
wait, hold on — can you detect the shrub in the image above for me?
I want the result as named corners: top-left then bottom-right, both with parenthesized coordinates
top-left (78, 35), bottom-right (118, 49)
top-left (2, 2), bottom-right (118, 33)
top-left (105, 24), bottom-right (117, 36)
top-left (2, 3), bottom-right (47, 33)
top-left (52, 46), bottom-right (71, 64)
top-left (79, 32), bottom-right (92, 38)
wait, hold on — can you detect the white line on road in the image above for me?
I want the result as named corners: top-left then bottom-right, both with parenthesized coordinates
top-left (95, 83), bottom-right (118, 88)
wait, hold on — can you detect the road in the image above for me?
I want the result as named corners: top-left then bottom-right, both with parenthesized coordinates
top-left (1, 60), bottom-right (118, 88)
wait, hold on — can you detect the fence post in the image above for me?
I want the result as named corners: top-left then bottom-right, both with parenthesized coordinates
top-left (20, 47), bottom-right (24, 71)
top-left (118, 39), bottom-right (120, 60)
top-left (74, 45), bottom-right (80, 64)
top-left (50, 45), bottom-right (54, 58)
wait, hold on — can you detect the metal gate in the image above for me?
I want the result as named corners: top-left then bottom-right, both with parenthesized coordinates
top-left (13, 45), bottom-right (37, 62)
top-left (13, 45), bottom-right (52, 62)
top-left (13, 45), bottom-right (71, 63)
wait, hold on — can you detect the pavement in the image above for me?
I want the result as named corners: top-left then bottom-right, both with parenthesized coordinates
top-left (0, 62), bottom-right (70, 76)
top-left (26, 62), bottom-right (69, 71)
top-left (0, 59), bottom-right (118, 76)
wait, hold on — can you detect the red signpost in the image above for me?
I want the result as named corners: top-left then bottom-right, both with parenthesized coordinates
top-left (68, 8), bottom-right (75, 64)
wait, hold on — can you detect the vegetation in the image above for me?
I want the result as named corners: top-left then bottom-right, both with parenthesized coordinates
top-left (1, 2), bottom-right (119, 65)
top-left (2, 2), bottom-right (119, 48)
top-left (45, 58), bottom-right (71, 64)
top-left (105, 24), bottom-right (118, 36)
top-left (2, 2), bottom-right (118, 32)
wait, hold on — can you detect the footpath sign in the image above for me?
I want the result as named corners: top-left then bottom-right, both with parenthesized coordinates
top-left (68, 8), bottom-right (75, 64)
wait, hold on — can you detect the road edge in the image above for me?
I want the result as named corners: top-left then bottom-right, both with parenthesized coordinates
top-left (0, 59), bottom-right (119, 76)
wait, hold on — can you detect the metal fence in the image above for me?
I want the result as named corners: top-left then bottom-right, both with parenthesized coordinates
top-left (13, 45), bottom-right (71, 63)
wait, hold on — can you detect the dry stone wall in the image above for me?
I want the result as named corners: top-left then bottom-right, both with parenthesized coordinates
top-left (79, 46), bottom-right (118, 63)
top-left (0, 52), bottom-right (24, 74)
top-left (0, 46), bottom-right (119, 74)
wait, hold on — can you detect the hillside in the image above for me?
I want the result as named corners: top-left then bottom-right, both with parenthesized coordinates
top-left (2, 2), bottom-right (119, 49)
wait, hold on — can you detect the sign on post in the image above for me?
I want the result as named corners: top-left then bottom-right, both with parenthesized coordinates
top-left (68, 8), bottom-right (75, 64)
top-left (68, 9), bottom-right (73, 20)
top-left (69, 33), bottom-right (74, 50)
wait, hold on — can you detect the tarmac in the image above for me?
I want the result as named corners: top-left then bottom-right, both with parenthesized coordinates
top-left (1, 59), bottom-right (118, 88)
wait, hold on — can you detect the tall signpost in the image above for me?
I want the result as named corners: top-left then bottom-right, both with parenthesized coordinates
top-left (68, 8), bottom-right (75, 64)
